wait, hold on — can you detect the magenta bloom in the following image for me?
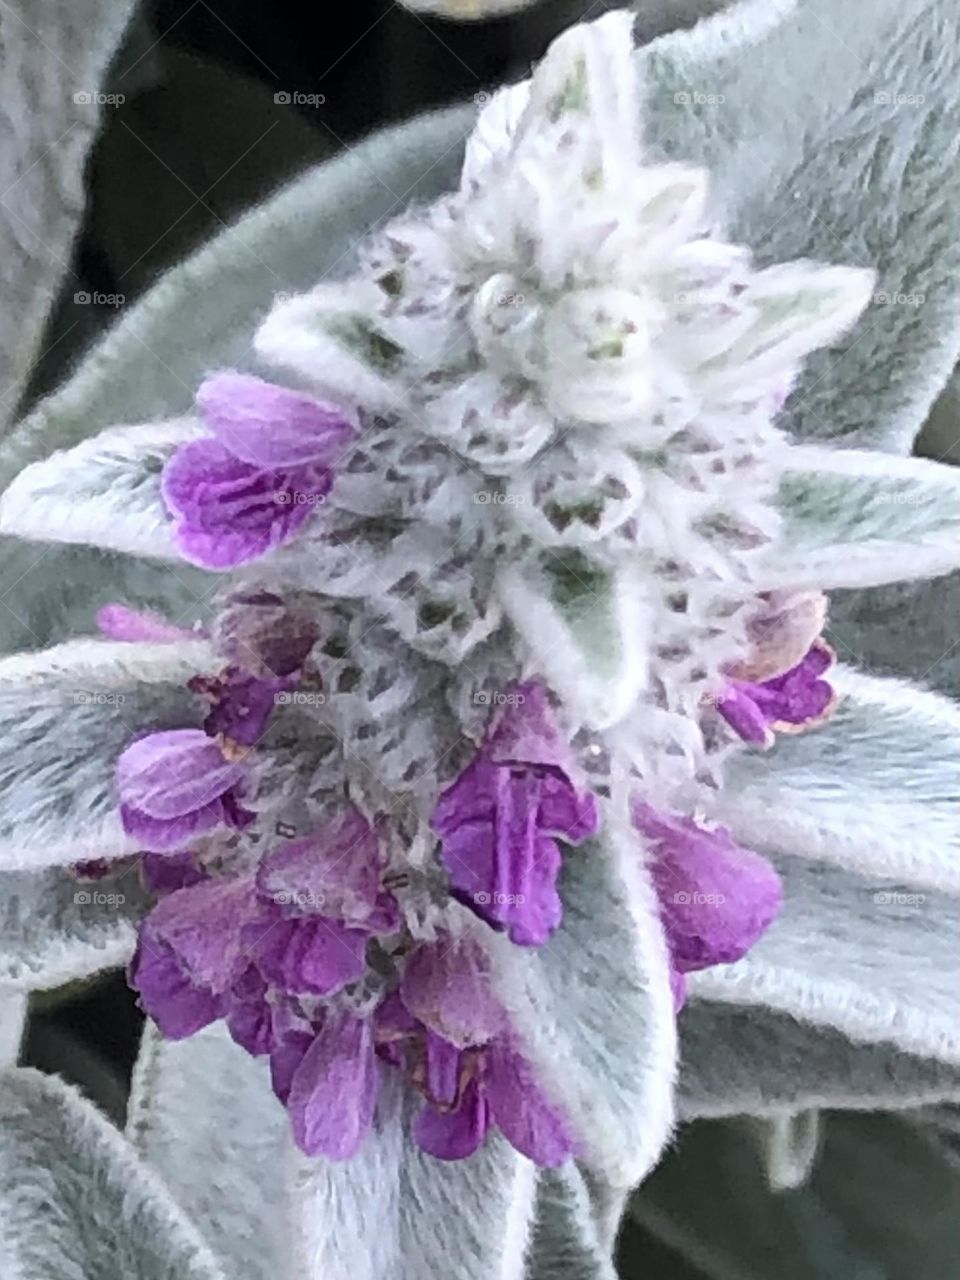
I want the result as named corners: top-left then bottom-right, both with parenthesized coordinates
top-left (719, 640), bottom-right (837, 748)
top-left (162, 371), bottom-right (355, 569)
top-left (380, 939), bottom-right (574, 1165)
top-left (189, 668), bottom-right (292, 749)
top-left (275, 1010), bottom-right (380, 1160)
top-left (245, 911), bottom-right (370, 997)
top-left (213, 589), bottom-right (319, 680)
top-left (189, 592), bottom-right (319, 749)
top-left (257, 807), bottom-right (400, 934)
top-left (432, 683), bottom-right (599, 946)
top-left (139, 850), bottom-right (207, 896)
top-left (633, 802), bottom-right (782, 1008)
top-left (117, 729), bottom-right (255, 852)
top-left (130, 876), bottom-right (260, 1038)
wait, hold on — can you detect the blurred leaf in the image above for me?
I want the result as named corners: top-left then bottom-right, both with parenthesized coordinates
top-left (0, 1067), bottom-right (225, 1278)
top-left (633, 1112), bottom-right (960, 1279)
top-left (0, 0), bottom-right (137, 428)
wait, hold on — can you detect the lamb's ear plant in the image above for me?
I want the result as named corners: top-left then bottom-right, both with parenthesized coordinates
top-left (1, 4), bottom-right (959, 1277)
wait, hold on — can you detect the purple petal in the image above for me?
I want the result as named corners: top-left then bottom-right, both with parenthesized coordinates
top-left (246, 913), bottom-right (368, 996)
top-left (226, 964), bottom-right (273, 1056)
top-left (162, 439), bottom-right (329, 570)
top-left (721, 641), bottom-right (836, 743)
top-left (96, 603), bottom-right (198, 644)
top-left (193, 669), bottom-right (290, 747)
top-left (634, 802), bottom-right (783, 972)
top-left (419, 1032), bottom-right (463, 1108)
top-left (413, 1079), bottom-right (490, 1161)
top-left (755, 641), bottom-right (836, 727)
top-left (717, 685), bottom-right (775, 747)
top-left (257, 807), bottom-right (397, 931)
top-left (145, 876), bottom-right (260, 993)
top-left (485, 1041), bottom-right (575, 1167)
top-left (197, 371), bottom-right (355, 468)
top-left (484, 682), bottom-right (577, 776)
top-left (401, 935), bottom-right (504, 1049)
top-left (214, 589), bottom-right (319, 678)
top-left (373, 990), bottom-right (419, 1069)
top-left (117, 729), bottom-right (251, 852)
top-left (140, 851), bottom-right (207, 896)
top-left (129, 934), bottom-right (224, 1039)
top-left (117, 729), bottom-right (245, 820)
top-left (732, 591), bottom-right (828, 683)
top-left (437, 762), bottom-right (564, 946)
top-left (270, 1029), bottom-right (315, 1105)
top-left (536, 773), bottom-right (600, 844)
top-left (287, 1012), bottom-right (379, 1159)
top-left (433, 687), bottom-right (596, 948)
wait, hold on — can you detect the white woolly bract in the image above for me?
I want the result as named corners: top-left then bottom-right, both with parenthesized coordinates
top-left (0, 14), bottom-right (882, 817)
top-left (247, 12), bottom-right (872, 798)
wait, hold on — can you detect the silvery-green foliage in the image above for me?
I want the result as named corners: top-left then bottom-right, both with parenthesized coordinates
top-left (0, 1069), bottom-right (225, 1279)
top-left (0, 993), bottom-right (26, 1067)
top-left (0, 2), bottom-right (958, 1275)
top-left (0, 0), bottom-right (137, 427)
top-left (643, 0), bottom-right (960, 454)
top-left (128, 1024), bottom-right (618, 1280)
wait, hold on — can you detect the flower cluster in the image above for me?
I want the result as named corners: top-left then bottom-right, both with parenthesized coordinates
top-left (62, 14), bottom-right (873, 1164)
top-left (117, 649), bottom-right (782, 1161)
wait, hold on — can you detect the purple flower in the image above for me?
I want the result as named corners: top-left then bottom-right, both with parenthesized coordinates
top-left (400, 934), bottom-right (504, 1049)
top-left (284, 1010), bottom-right (379, 1159)
top-left (256, 807), bottom-right (399, 934)
top-left (376, 939), bottom-right (575, 1166)
top-left (189, 668), bottom-right (292, 749)
top-left (213, 589), bottom-right (319, 680)
top-left (96, 603), bottom-right (199, 644)
top-left (117, 729), bottom-right (255, 852)
top-left (244, 910), bottom-right (370, 997)
top-left (225, 964), bottom-right (274, 1056)
top-left (633, 801), bottom-right (782, 1008)
top-left (140, 850), bottom-right (207, 896)
top-left (129, 876), bottom-right (259, 1038)
top-left (432, 683), bottom-right (599, 946)
top-left (162, 371), bottom-right (355, 569)
top-left (719, 640), bottom-right (837, 748)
